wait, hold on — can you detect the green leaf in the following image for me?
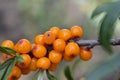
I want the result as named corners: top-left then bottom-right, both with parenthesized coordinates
top-left (15, 55), bottom-right (24, 63)
top-left (46, 70), bottom-right (58, 80)
top-left (0, 46), bottom-right (17, 56)
top-left (0, 56), bottom-right (20, 80)
top-left (0, 66), bottom-right (8, 80)
top-left (33, 70), bottom-right (44, 80)
top-left (64, 66), bottom-right (73, 80)
top-left (2, 58), bottom-right (17, 80)
top-left (92, 1), bottom-right (120, 52)
top-left (0, 58), bottom-right (13, 70)
top-left (85, 54), bottom-right (120, 80)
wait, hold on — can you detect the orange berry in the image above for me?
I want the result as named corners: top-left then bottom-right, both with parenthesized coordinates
top-left (8, 66), bottom-right (21, 80)
top-left (14, 39), bottom-right (31, 53)
top-left (1, 53), bottom-right (13, 61)
top-left (70, 25), bottom-right (83, 38)
top-left (63, 53), bottom-right (74, 62)
top-left (65, 42), bottom-right (80, 58)
top-left (20, 67), bottom-right (31, 75)
top-left (32, 44), bottom-right (47, 58)
top-left (79, 48), bottom-right (92, 61)
top-left (36, 57), bottom-right (51, 70)
top-left (1, 40), bottom-right (14, 49)
top-left (43, 31), bottom-right (56, 45)
top-left (58, 29), bottom-right (72, 41)
top-left (29, 57), bottom-right (38, 71)
top-left (17, 54), bottom-right (31, 69)
top-left (34, 34), bottom-right (44, 45)
top-left (48, 50), bottom-right (62, 64)
top-left (48, 63), bottom-right (58, 71)
top-left (50, 27), bottom-right (60, 38)
top-left (53, 39), bottom-right (66, 52)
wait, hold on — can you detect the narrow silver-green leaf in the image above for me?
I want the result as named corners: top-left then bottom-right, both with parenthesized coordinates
top-left (64, 66), bottom-right (73, 80)
top-left (0, 46), bottom-right (16, 56)
top-left (0, 58), bottom-right (13, 70)
top-left (2, 57), bottom-right (17, 80)
top-left (0, 66), bottom-right (8, 80)
top-left (33, 70), bottom-right (44, 80)
top-left (85, 54), bottom-right (120, 80)
top-left (91, 3), bottom-right (111, 18)
top-left (15, 55), bottom-right (24, 63)
top-left (99, 1), bottom-right (120, 52)
top-left (92, 1), bottom-right (120, 52)
top-left (46, 70), bottom-right (58, 80)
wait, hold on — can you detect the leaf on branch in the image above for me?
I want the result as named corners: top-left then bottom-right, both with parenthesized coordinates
top-left (92, 1), bottom-right (120, 53)
top-left (0, 58), bottom-right (15, 80)
top-left (15, 55), bottom-right (24, 63)
top-left (34, 70), bottom-right (44, 80)
top-left (2, 58), bottom-right (17, 80)
top-left (0, 56), bottom-right (23, 80)
top-left (64, 66), bottom-right (73, 80)
top-left (0, 58), bottom-right (13, 70)
top-left (85, 54), bottom-right (120, 80)
top-left (46, 70), bottom-right (58, 80)
top-left (0, 46), bottom-right (17, 56)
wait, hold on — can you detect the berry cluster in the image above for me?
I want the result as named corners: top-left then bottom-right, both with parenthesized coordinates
top-left (1, 26), bottom-right (93, 80)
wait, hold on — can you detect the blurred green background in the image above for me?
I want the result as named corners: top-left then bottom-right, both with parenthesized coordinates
top-left (0, 0), bottom-right (120, 80)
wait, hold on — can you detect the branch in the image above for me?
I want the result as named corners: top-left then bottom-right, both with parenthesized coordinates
top-left (75, 38), bottom-right (120, 49)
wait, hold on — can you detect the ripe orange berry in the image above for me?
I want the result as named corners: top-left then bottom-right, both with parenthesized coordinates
top-left (32, 44), bottom-right (47, 58)
top-left (48, 50), bottom-right (62, 64)
top-left (58, 29), bottom-right (72, 41)
top-left (70, 25), bottom-right (83, 38)
top-left (8, 66), bottom-right (21, 80)
top-left (14, 39), bottom-right (32, 53)
top-left (43, 31), bottom-right (56, 45)
top-left (17, 54), bottom-right (31, 69)
top-left (65, 42), bottom-right (80, 58)
top-left (36, 57), bottom-right (51, 70)
top-left (48, 63), bottom-right (58, 71)
top-left (20, 67), bottom-right (31, 75)
top-left (1, 40), bottom-right (14, 49)
top-left (29, 57), bottom-right (38, 71)
top-left (79, 48), bottom-right (92, 61)
top-left (53, 39), bottom-right (66, 52)
top-left (34, 34), bottom-right (44, 45)
top-left (63, 53), bottom-right (74, 62)
top-left (1, 53), bottom-right (13, 61)
top-left (50, 27), bottom-right (60, 38)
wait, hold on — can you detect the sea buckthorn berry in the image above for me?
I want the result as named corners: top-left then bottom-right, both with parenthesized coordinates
top-left (1, 40), bottom-right (14, 49)
top-left (43, 31), bottom-right (56, 45)
top-left (53, 39), bottom-right (66, 52)
top-left (65, 42), bottom-right (80, 58)
top-left (58, 29), bottom-right (72, 41)
top-left (50, 27), bottom-right (60, 38)
top-left (32, 44), bottom-right (47, 58)
top-left (14, 39), bottom-right (32, 53)
top-left (2, 53), bottom-right (13, 61)
top-left (79, 47), bottom-right (92, 61)
top-left (34, 34), bottom-right (44, 45)
top-left (20, 67), bottom-right (31, 75)
top-left (48, 50), bottom-right (62, 64)
top-left (48, 63), bottom-right (58, 71)
top-left (63, 53), bottom-right (75, 62)
top-left (8, 66), bottom-right (21, 80)
top-left (70, 25), bottom-right (83, 38)
top-left (29, 57), bottom-right (38, 71)
top-left (17, 54), bottom-right (31, 69)
top-left (36, 57), bottom-right (51, 70)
